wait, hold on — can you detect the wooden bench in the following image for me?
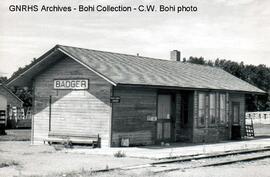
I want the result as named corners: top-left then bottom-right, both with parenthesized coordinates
top-left (44, 132), bottom-right (100, 148)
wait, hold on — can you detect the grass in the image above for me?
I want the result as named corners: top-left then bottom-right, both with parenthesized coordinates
top-left (0, 160), bottom-right (20, 168)
top-left (113, 150), bottom-right (126, 158)
top-left (40, 150), bottom-right (54, 154)
top-left (22, 152), bottom-right (34, 155)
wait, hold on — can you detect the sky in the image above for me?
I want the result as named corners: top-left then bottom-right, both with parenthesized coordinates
top-left (0, 0), bottom-right (269, 77)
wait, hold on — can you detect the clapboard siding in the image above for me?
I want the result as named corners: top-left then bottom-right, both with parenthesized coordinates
top-left (111, 86), bottom-right (157, 146)
top-left (33, 57), bottom-right (112, 147)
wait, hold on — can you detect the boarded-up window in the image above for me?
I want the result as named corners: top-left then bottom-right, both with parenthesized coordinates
top-left (220, 94), bottom-right (226, 124)
top-left (198, 93), bottom-right (206, 127)
top-left (209, 93), bottom-right (216, 125)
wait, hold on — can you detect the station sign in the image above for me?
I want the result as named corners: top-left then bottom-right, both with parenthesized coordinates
top-left (110, 96), bottom-right (120, 103)
top-left (147, 115), bottom-right (157, 121)
top-left (54, 79), bottom-right (89, 90)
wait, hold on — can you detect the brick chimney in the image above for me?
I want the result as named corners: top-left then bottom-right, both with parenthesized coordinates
top-left (170, 50), bottom-right (181, 61)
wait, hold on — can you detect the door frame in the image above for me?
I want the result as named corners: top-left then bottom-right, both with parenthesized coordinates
top-left (155, 91), bottom-right (176, 143)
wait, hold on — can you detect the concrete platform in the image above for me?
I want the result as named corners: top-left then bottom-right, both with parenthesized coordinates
top-left (64, 137), bottom-right (270, 159)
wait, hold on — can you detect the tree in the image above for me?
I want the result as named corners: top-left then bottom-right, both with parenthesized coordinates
top-left (0, 76), bottom-right (7, 83)
top-left (187, 56), bottom-right (206, 65)
top-left (11, 86), bottom-right (32, 108)
top-left (8, 58), bottom-right (37, 108)
top-left (185, 56), bottom-right (270, 111)
top-left (11, 58), bottom-right (37, 78)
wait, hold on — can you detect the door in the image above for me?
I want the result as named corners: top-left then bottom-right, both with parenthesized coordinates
top-left (231, 102), bottom-right (241, 139)
top-left (157, 94), bottom-right (172, 142)
top-left (232, 102), bottom-right (240, 125)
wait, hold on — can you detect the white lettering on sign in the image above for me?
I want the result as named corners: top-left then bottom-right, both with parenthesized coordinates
top-left (147, 115), bottom-right (157, 122)
top-left (54, 79), bottom-right (89, 90)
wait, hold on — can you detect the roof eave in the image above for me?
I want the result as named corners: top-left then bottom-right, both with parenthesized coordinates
top-left (116, 83), bottom-right (266, 95)
top-left (6, 45), bottom-right (117, 87)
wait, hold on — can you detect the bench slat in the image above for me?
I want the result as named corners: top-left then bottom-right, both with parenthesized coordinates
top-left (48, 132), bottom-right (99, 138)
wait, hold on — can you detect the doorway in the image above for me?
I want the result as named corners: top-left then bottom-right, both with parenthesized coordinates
top-left (157, 94), bottom-right (173, 142)
top-left (231, 102), bottom-right (241, 140)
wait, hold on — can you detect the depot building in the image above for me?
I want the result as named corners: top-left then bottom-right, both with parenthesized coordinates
top-left (7, 45), bottom-right (265, 147)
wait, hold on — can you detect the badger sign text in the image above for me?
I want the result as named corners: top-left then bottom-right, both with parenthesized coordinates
top-left (54, 79), bottom-right (89, 90)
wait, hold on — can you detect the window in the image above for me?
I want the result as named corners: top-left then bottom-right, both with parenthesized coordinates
top-left (199, 92), bottom-right (227, 127)
top-left (198, 93), bottom-right (206, 127)
top-left (209, 93), bottom-right (216, 125)
top-left (219, 94), bottom-right (226, 124)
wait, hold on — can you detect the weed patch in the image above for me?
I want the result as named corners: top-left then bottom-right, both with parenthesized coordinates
top-left (113, 150), bottom-right (126, 158)
top-left (0, 160), bottom-right (20, 168)
top-left (22, 152), bottom-right (34, 155)
top-left (40, 150), bottom-right (54, 154)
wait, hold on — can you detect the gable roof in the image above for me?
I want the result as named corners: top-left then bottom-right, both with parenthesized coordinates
top-left (7, 45), bottom-right (265, 94)
top-left (0, 84), bottom-right (23, 103)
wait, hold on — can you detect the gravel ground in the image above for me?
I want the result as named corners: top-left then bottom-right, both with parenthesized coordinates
top-left (0, 141), bottom-right (154, 177)
top-left (148, 151), bottom-right (270, 173)
top-left (1, 141), bottom-right (268, 177)
top-left (46, 158), bottom-right (270, 177)
top-left (0, 129), bottom-right (30, 141)
top-left (165, 158), bottom-right (270, 177)
top-left (1, 129), bottom-right (269, 177)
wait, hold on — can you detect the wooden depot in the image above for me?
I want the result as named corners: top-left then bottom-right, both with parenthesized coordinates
top-left (6, 45), bottom-right (265, 147)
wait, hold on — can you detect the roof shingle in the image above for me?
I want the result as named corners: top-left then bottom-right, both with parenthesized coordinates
top-left (58, 45), bottom-right (264, 93)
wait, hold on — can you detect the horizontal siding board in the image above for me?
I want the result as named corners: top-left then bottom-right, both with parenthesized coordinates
top-left (112, 86), bottom-right (157, 146)
top-left (33, 57), bottom-right (112, 147)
